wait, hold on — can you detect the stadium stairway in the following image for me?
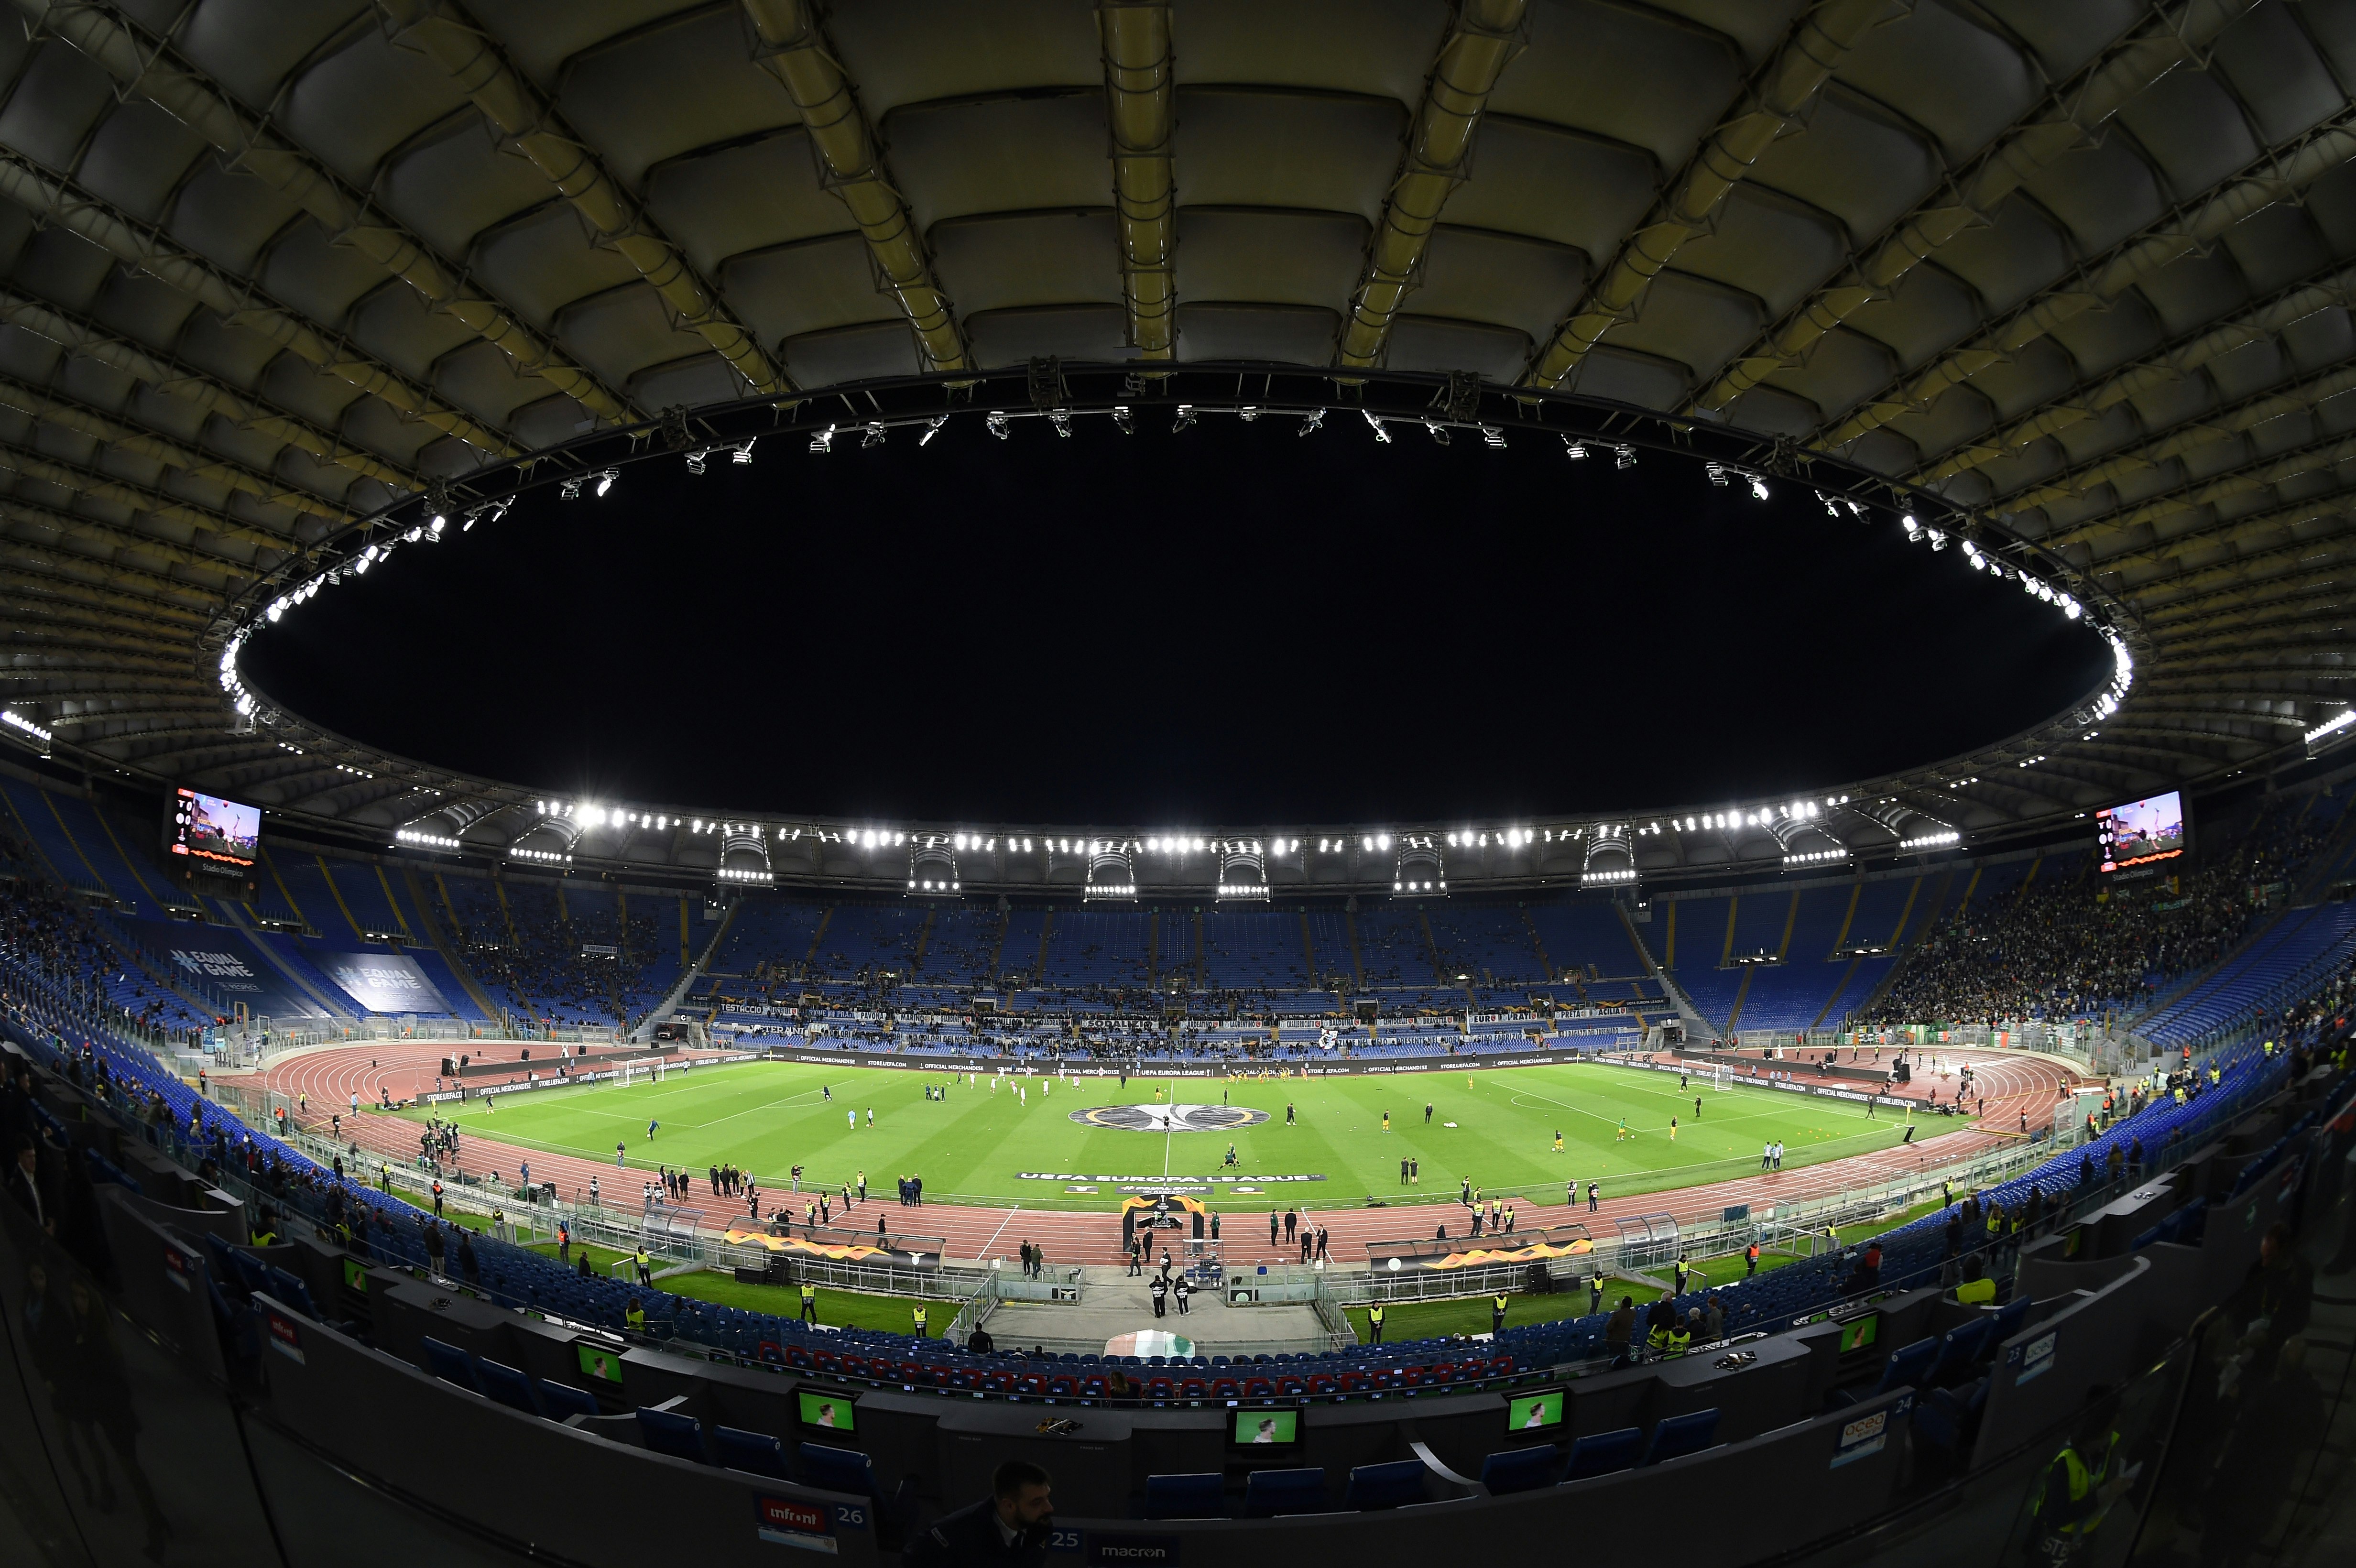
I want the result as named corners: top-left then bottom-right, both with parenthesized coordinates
top-left (402, 867), bottom-right (504, 1019)
top-left (1618, 903), bottom-right (1711, 1040)
top-left (634, 901), bottom-right (737, 1040)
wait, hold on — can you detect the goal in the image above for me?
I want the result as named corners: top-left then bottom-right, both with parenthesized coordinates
top-left (617, 1056), bottom-right (665, 1088)
top-left (1712, 1064), bottom-right (1734, 1091)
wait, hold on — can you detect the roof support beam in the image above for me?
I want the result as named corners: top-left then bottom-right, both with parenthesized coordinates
top-left (1697, 0), bottom-right (2263, 414)
top-left (2052, 431), bottom-right (2356, 554)
top-left (0, 371), bottom-right (351, 523)
top-left (1096, 0), bottom-right (1176, 360)
top-left (1338, 0), bottom-right (1528, 368)
top-left (0, 151), bottom-right (513, 459)
top-left (13, 0), bottom-right (633, 428)
top-left (1915, 260), bottom-right (2356, 490)
top-left (0, 555), bottom-right (222, 617)
top-left (0, 289), bottom-right (419, 492)
top-left (0, 444), bottom-right (299, 564)
top-left (1523, 0), bottom-right (1899, 387)
top-left (741, 0), bottom-right (967, 372)
top-left (1818, 104), bottom-right (2356, 451)
top-left (377, 0), bottom-right (784, 397)
top-left (0, 496), bottom-right (258, 582)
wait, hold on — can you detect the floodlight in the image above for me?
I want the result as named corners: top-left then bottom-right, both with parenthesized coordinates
top-left (1423, 418), bottom-right (1450, 445)
top-left (593, 469), bottom-right (617, 497)
top-left (1173, 405), bottom-right (1197, 433)
top-left (1112, 406), bottom-right (1133, 435)
top-left (1481, 426), bottom-right (1506, 449)
top-left (1562, 437), bottom-right (1587, 460)
top-left (685, 448), bottom-right (709, 475)
top-left (1298, 408), bottom-right (1325, 436)
top-left (732, 439), bottom-right (756, 463)
top-left (1705, 462), bottom-right (1729, 486)
top-left (810, 425), bottom-right (836, 453)
top-left (986, 412), bottom-right (1010, 439)
top-left (863, 422), bottom-right (886, 447)
top-left (1748, 475), bottom-right (1769, 501)
top-left (1613, 444), bottom-right (1636, 468)
top-left (1363, 411), bottom-right (1391, 444)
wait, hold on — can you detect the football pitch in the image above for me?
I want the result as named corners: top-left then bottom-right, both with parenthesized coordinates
top-left (404, 1059), bottom-right (1939, 1212)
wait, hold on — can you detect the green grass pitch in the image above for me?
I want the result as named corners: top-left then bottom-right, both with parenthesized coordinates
top-left (404, 1058), bottom-right (1940, 1213)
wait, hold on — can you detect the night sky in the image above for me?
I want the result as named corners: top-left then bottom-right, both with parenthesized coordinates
top-left (243, 410), bottom-right (2111, 826)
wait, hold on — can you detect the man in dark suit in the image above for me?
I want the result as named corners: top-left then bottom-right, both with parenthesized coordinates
top-left (7, 1136), bottom-right (57, 1237)
top-left (905, 1459), bottom-right (1053, 1565)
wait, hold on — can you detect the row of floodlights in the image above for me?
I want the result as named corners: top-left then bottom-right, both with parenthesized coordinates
top-left (1900, 517), bottom-right (2085, 621)
top-left (395, 828), bottom-right (459, 850)
top-left (1677, 800), bottom-right (1845, 832)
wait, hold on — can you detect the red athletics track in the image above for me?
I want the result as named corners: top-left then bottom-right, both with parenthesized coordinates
top-left (244, 1042), bottom-right (2089, 1267)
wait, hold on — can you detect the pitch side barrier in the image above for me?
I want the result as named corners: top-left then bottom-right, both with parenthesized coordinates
top-left (763, 1045), bottom-right (1597, 1076)
top-left (1603, 1049), bottom-right (1920, 1113)
top-left (6, 1050), bottom-right (2345, 1568)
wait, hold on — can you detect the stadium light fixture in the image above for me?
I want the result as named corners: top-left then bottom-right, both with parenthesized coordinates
top-left (1705, 462), bottom-right (1729, 486)
top-left (1562, 437), bottom-right (1587, 460)
top-left (1898, 829), bottom-right (1961, 851)
top-left (1112, 406), bottom-right (1133, 435)
top-left (558, 474), bottom-right (585, 500)
top-left (920, 416), bottom-right (948, 445)
top-left (732, 439), bottom-right (756, 464)
top-left (395, 828), bottom-right (460, 850)
top-left (2305, 708), bottom-right (2356, 745)
top-left (1173, 405), bottom-right (1197, 433)
top-left (1298, 408), bottom-right (1325, 436)
top-left (863, 422), bottom-right (886, 448)
top-left (810, 424), bottom-right (836, 453)
top-left (1363, 411), bottom-right (1390, 444)
top-left (1748, 475), bottom-right (1769, 501)
top-left (986, 412), bottom-right (1010, 439)
top-left (593, 469), bottom-right (618, 497)
top-left (685, 447), bottom-right (710, 475)
top-left (2, 709), bottom-right (52, 744)
top-left (1481, 426), bottom-right (1506, 449)
top-left (1613, 444), bottom-right (1636, 468)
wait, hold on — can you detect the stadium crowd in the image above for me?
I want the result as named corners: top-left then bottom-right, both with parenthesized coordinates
top-left (1867, 793), bottom-right (2341, 1025)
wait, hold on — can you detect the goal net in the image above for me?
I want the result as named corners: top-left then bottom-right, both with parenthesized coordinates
top-left (616, 1056), bottom-right (665, 1088)
top-left (1712, 1064), bottom-right (1734, 1091)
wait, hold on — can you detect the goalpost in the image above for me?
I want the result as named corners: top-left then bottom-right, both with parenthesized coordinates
top-left (1712, 1063), bottom-right (1734, 1092)
top-left (615, 1056), bottom-right (665, 1088)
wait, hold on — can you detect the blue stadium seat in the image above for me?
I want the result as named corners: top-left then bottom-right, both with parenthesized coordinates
top-left (1832, 1337), bottom-right (1941, 1407)
top-left (1562, 1426), bottom-right (1642, 1481)
top-left (420, 1337), bottom-right (480, 1394)
top-left (1479, 1445), bottom-right (1565, 1494)
top-left (1925, 1319), bottom-right (1996, 1387)
top-left (537, 1384), bottom-right (603, 1412)
top-left (1643, 1410), bottom-right (1721, 1466)
top-left (633, 1406), bottom-right (706, 1462)
top-left (264, 1265), bottom-right (321, 1318)
top-left (473, 1359), bottom-right (541, 1416)
top-left (800, 1443), bottom-right (878, 1496)
top-left (1143, 1473), bottom-right (1227, 1519)
top-left (1241, 1467), bottom-right (1328, 1517)
top-left (714, 1426), bottom-right (791, 1479)
top-left (1342, 1459), bottom-right (1427, 1511)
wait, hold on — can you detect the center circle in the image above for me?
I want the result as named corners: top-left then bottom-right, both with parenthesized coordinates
top-left (1072, 1103), bottom-right (1273, 1133)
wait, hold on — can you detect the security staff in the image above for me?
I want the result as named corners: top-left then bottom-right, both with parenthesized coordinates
top-left (1367, 1302), bottom-right (1386, 1344)
top-left (2027, 1409), bottom-right (2124, 1565)
top-left (1589, 1270), bottom-right (1606, 1313)
top-left (1665, 1313), bottom-right (1693, 1357)
top-left (800, 1281), bottom-right (818, 1323)
top-left (1492, 1293), bottom-right (1509, 1335)
top-left (912, 1303), bottom-right (930, 1337)
top-left (1673, 1256), bottom-right (1692, 1294)
top-left (1745, 1242), bottom-right (1760, 1275)
top-left (624, 1298), bottom-right (646, 1331)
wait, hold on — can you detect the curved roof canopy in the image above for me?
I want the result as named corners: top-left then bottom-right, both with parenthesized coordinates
top-left (0, 0), bottom-right (2348, 894)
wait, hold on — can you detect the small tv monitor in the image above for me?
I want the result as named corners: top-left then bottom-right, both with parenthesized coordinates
top-left (1837, 1314), bottom-right (1881, 1357)
top-left (339, 1259), bottom-right (369, 1293)
top-left (1506, 1389), bottom-right (1565, 1433)
top-left (799, 1390), bottom-right (856, 1433)
top-left (1232, 1408), bottom-right (1299, 1448)
top-left (576, 1343), bottom-right (625, 1384)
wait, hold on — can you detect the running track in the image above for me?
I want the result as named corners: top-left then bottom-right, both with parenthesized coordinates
top-left (247, 1043), bottom-right (2088, 1266)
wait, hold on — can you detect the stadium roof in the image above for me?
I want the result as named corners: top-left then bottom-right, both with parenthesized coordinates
top-left (0, 0), bottom-right (2347, 892)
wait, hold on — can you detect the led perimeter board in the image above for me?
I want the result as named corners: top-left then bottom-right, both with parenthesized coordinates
top-left (2096, 791), bottom-right (2188, 874)
top-left (168, 787), bottom-right (262, 868)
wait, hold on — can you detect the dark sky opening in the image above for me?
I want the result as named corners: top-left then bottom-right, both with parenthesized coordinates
top-left (244, 411), bottom-right (2109, 825)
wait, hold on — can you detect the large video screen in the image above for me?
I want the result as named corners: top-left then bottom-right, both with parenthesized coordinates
top-left (2096, 790), bottom-right (2188, 874)
top-left (168, 787), bottom-right (261, 867)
